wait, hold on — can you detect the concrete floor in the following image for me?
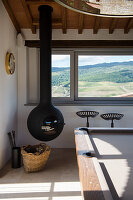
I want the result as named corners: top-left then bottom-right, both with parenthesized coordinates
top-left (0, 148), bottom-right (82, 200)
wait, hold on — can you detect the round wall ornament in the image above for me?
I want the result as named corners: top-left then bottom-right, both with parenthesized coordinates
top-left (5, 52), bottom-right (15, 75)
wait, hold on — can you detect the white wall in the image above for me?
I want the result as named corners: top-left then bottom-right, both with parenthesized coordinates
top-left (17, 105), bottom-right (133, 148)
top-left (17, 29), bottom-right (133, 148)
top-left (0, 2), bottom-right (18, 169)
top-left (22, 29), bottom-right (133, 40)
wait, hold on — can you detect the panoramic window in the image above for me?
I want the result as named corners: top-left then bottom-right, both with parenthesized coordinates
top-left (78, 55), bottom-right (133, 98)
top-left (27, 48), bottom-right (133, 105)
top-left (52, 54), bottom-right (70, 97)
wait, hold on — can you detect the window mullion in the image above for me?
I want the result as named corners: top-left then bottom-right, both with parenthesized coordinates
top-left (74, 52), bottom-right (78, 101)
top-left (70, 51), bottom-right (75, 101)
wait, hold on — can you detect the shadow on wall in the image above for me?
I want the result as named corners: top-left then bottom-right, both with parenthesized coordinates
top-left (91, 135), bottom-right (133, 200)
top-left (0, 109), bottom-right (17, 169)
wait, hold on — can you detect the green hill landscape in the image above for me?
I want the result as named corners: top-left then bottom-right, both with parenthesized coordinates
top-left (52, 61), bottom-right (133, 97)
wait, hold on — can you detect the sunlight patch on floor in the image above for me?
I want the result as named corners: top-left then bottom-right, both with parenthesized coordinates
top-left (0, 183), bottom-right (51, 193)
top-left (0, 181), bottom-right (82, 200)
top-left (52, 196), bottom-right (82, 200)
top-left (0, 197), bottom-right (82, 200)
top-left (54, 182), bottom-right (81, 192)
top-left (0, 198), bottom-right (49, 200)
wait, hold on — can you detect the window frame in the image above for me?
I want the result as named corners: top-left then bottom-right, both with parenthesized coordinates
top-left (52, 48), bottom-right (133, 105)
top-left (26, 47), bottom-right (133, 106)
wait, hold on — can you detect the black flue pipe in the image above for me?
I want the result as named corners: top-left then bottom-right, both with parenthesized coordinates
top-left (39, 5), bottom-right (52, 105)
top-left (27, 5), bottom-right (64, 141)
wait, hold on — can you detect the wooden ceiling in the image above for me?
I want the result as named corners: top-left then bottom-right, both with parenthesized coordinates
top-left (2, 0), bottom-right (133, 35)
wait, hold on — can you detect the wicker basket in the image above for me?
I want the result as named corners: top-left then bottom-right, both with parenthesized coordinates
top-left (21, 143), bottom-right (51, 173)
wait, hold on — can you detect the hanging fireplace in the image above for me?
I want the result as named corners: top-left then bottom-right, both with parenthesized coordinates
top-left (27, 5), bottom-right (64, 141)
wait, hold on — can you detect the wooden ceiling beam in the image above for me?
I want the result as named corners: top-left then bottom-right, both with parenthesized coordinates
top-left (109, 18), bottom-right (118, 34)
top-left (31, 25), bottom-right (36, 34)
top-left (93, 16), bottom-right (100, 34)
top-left (2, 0), bottom-right (21, 33)
top-left (62, 7), bottom-right (67, 34)
top-left (33, 18), bottom-right (62, 26)
top-left (78, 14), bottom-right (84, 34)
top-left (25, 40), bottom-right (133, 48)
top-left (20, 0), bottom-right (36, 34)
top-left (25, 0), bottom-right (54, 4)
top-left (124, 18), bottom-right (133, 34)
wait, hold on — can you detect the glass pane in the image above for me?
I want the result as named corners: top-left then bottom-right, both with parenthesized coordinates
top-left (78, 55), bottom-right (133, 97)
top-left (52, 54), bottom-right (70, 97)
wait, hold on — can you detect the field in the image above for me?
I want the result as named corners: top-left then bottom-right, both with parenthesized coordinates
top-left (78, 81), bottom-right (133, 97)
top-left (52, 61), bottom-right (133, 97)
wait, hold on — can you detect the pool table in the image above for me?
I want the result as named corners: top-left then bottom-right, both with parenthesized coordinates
top-left (75, 128), bottom-right (133, 200)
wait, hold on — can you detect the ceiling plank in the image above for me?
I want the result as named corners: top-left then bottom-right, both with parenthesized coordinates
top-left (62, 7), bottom-right (67, 34)
top-left (28, 5), bottom-right (36, 33)
top-left (78, 13), bottom-right (84, 34)
top-left (4, 0), bottom-right (131, 33)
top-left (124, 18), bottom-right (133, 34)
top-left (93, 16), bottom-right (100, 34)
top-left (26, 0), bottom-right (54, 4)
top-left (109, 18), bottom-right (118, 34)
top-left (33, 18), bottom-right (62, 26)
top-left (20, 0), bottom-right (36, 34)
top-left (2, 0), bottom-right (21, 33)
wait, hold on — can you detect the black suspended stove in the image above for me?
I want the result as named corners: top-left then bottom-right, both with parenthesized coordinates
top-left (27, 6), bottom-right (64, 141)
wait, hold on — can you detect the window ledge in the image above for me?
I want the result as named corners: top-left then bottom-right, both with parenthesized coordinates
top-left (24, 100), bottom-right (133, 106)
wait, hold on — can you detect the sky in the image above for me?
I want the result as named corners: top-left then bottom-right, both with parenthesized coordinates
top-left (78, 56), bottom-right (133, 66)
top-left (52, 55), bottom-right (70, 67)
top-left (52, 55), bottom-right (133, 68)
